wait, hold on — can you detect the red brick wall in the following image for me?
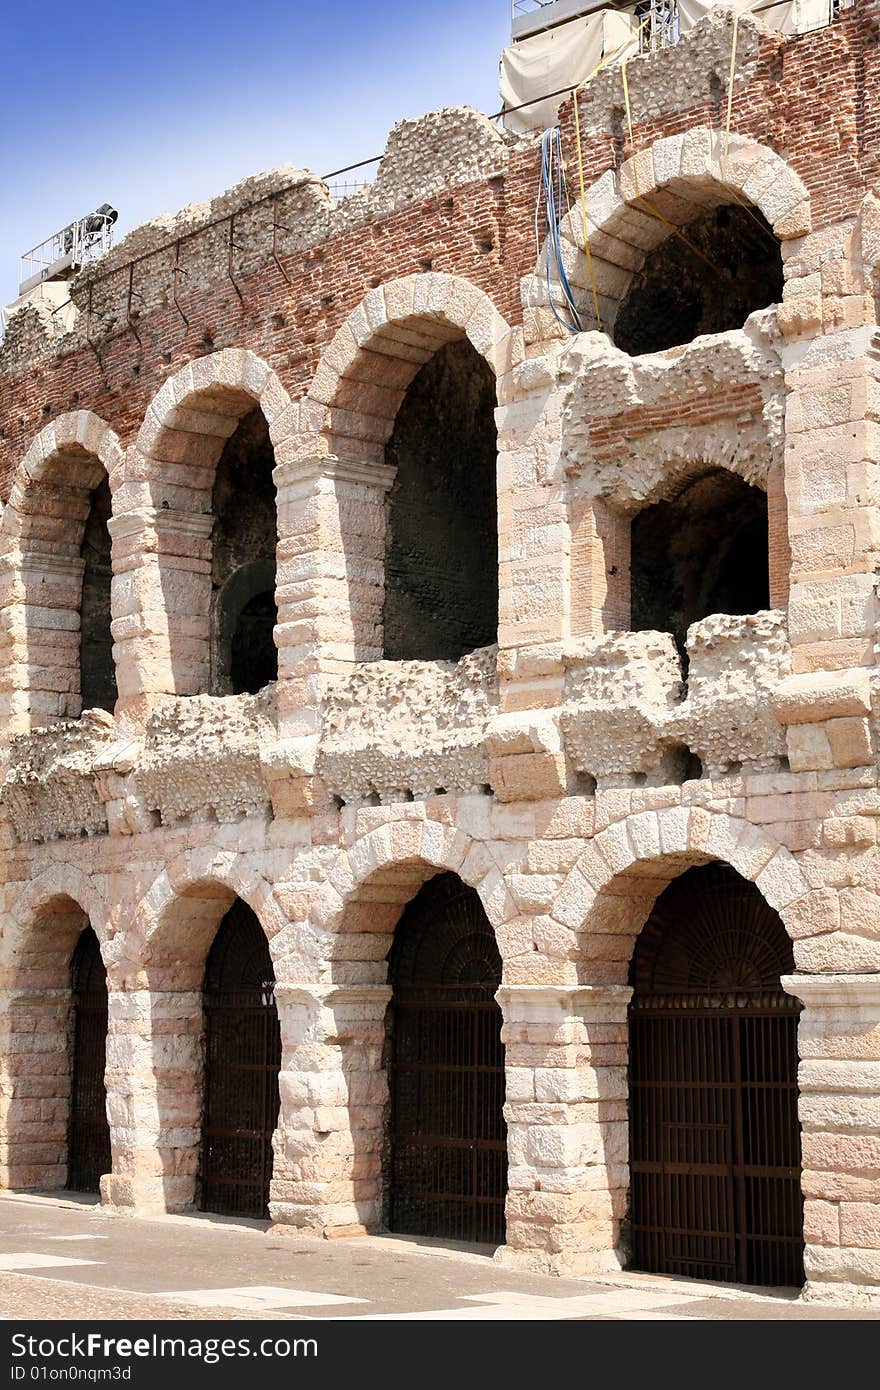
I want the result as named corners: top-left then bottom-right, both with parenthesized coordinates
top-left (1, 10), bottom-right (878, 499)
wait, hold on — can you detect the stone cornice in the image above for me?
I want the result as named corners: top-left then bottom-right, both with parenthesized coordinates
top-left (781, 973), bottom-right (880, 1009)
top-left (273, 454), bottom-right (396, 494)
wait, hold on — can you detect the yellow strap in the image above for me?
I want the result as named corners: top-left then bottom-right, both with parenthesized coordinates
top-left (621, 55), bottom-right (727, 279)
top-left (570, 23), bottom-right (646, 331)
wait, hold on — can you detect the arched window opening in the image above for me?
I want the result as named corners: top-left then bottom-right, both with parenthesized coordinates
top-left (628, 863), bottom-right (803, 1287)
top-left (385, 873), bottom-right (506, 1245)
top-left (631, 470), bottom-right (769, 664)
top-left (211, 410), bottom-right (277, 695)
top-left (79, 477), bottom-right (116, 713)
top-left (614, 205), bottom-right (783, 356)
top-left (383, 339), bottom-right (498, 662)
top-left (198, 898), bottom-right (280, 1219)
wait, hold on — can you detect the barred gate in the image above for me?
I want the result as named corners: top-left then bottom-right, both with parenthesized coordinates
top-left (67, 926), bottom-right (111, 1194)
top-left (629, 864), bottom-right (804, 1287)
top-left (388, 874), bottom-right (507, 1245)
top-left (199, 900), bottom-right (281, 1219)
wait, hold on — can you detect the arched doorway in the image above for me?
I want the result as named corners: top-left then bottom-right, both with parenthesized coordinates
top-left (67, 926), bottom-right (111, 1193)
top-left (198, 900), bottom-right (280, 1218)
top-left (628, 863), bottom-right (804, 1286)
top-left (386, 873), bottom-right (506, 1244)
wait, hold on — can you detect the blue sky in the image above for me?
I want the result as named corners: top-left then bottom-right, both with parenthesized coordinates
top-left (0, 1), bottom-right (511, 307)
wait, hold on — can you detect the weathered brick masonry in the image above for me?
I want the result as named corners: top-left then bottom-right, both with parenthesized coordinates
top-left (2, 5), bottom-right (880, 1304)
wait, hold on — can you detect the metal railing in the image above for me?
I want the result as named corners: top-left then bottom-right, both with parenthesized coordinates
top-left (512, 0), bottom-right (859, 45)
top-left (19, 211), bottom-right (116, 297)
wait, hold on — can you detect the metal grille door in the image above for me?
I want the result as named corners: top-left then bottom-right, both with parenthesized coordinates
top-left (199, 900), bottom-right (281, 1219)
top-left (67, 927), bottom-right (111, 1193)
top-left (388, 874), bottom-right (507, 1245)
top-left (629, 864), bottom-right (804, 1287)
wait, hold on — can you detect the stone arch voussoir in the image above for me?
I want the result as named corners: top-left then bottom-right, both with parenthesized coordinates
top-left (290, 274), bottom-right (514, 466)
top-left (551, 807), bottom-right (810, 951)
top-left (544, 128), bottom-right (810, 332)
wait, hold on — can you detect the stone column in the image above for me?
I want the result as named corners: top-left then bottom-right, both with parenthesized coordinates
top-left (778, 336), bottom-right (880, 773)
top-left (495, 984), bottom-right (630, 1276)
top-left (0, 549), bottom-right (85, 735)
top-left (782, 972), bottom-right (880, 1304)
top-left (273, 457), bottom-right (395, 738)
top-left (100, 986), bottom-right (202, 1214)
top-left (0, 987), bottom-right (70, 1191)
top-left (109, 508), bottom-right (214, 716)
top-left (270, 984), bottom-right (391, 1238)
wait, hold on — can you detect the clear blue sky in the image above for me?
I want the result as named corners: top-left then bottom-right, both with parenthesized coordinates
top-left (0, 1), bottom-right (511, 307)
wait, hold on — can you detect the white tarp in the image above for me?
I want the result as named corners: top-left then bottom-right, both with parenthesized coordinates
top-left (501, 1), bottom-right (832, 133)
top-left (678, 0), bottom-right (831, 35)
top-left (500, 10), bottom-right (638, 134)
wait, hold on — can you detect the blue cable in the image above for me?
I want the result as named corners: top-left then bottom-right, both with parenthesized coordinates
top-left (539, 126), bottom-right (583, 334)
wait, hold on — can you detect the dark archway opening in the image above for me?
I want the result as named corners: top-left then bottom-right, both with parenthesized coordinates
top-left (631, 470), bottom-right (769, 663)
top-left (628, 862), bottom-right (804, 1287)
top-left (212, 410), bottom-right (278, 695)
top-left (80, 477), bottom-right (117, 713)
top-left (383, 339), bottom-right (498, 661)
top-left (385, 873), bottom-right (506, 1244)
top-left (67, 925), bottom-right (111, 1194)
top-left (614, 205), bottom-right (783, 356)
top-left (198, 899), bottom-right (280, 1219)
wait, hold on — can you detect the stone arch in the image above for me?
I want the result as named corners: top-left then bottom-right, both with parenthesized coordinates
top-left (0, 867), bottom-right (112, 1194)
top-left (118, 350), bottom-right (294, 702)
top-left (546, 129), bottom-right (810, 337)
top-left (276, 275), bottom-right (514, 676)
top-left (310, 820), bottom-right (517, 978)
top-left (550, 807), bottom-right (811, 984)
top-left (273, 825), bottom-right (518, 1238)
top-left (0, 412), bottom-right (124, 735)
top-left (522, 808), bottom-right (812, 1276)
top-left (128, 858), bottom-right (287, 1212)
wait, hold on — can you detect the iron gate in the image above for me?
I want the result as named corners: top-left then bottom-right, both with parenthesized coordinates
top-left (199, 900), bottom-right (281, 1219)
top-left (629, 864), bottom-right (804, 1287)
top-left (388, 874), bottom-right (507, 1245)
top-left (67, 926), bottom-right (111, 1193)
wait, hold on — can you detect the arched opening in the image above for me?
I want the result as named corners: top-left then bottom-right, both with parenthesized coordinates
top-left (67, 926), bottom-right (111, 1193)
top-left (613, 205), bottom-right (783, 356)
top-left (211, 409), bottom-right (278, 695)
top-left (385, 872), bottom-right (506, 1244)
top-left (198, 898), bottom-right (280, 1218)
top-left (79, 476), bottom-right (116, 713)
top-left (383, 339), bottom-right (498, 661)
top-left (628, 863), bottom-right (804, 1287)
top-left (631, 470), bottom-right (769, 661)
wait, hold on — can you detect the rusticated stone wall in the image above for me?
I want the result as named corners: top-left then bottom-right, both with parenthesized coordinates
top-left (1, 7), bottom-right (880, 1309)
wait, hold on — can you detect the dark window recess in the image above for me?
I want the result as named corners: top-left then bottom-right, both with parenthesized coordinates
top-left (212, 410), bottom-right (278, 694)
top-left (614, 205), bottom-right (783, 356)
top-left (67, 926), bottom-right (111, 1194)
top-left (80, 477), bottom-right (117, 713)
top-left (631, 470), bottom-right (769, 664)
top-left (629, 863), bottom-right (804, 1288)
top-left (199, 899), bottom-right (281, 1219)
top-left (386, 873), bottom-right (506, 1245)
top-left (383, 339), bottom-right (498, 661)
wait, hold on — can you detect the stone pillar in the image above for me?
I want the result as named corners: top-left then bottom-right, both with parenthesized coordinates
top-left (100, 987), bottom-right (202, 1214)
top-left (0, 987), bottom-right (70, 1191)
top-left (495, 984), bottom-right (630, 1276)
top-left (109, 508), bottom-right (214, 715)
top-left (782, 972), bottom-right (880, 1305)
top-left (269, 984), bottom-right (390, 1237)
top-left (0, 549), bottom-right (85, 735)
top-left (273, 457), bottom-right (395, 738)
top-left (569, 496), bottom-right (631, 637)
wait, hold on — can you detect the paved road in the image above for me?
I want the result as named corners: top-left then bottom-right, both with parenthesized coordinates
top-left (0, 1192), bottom-right (875, 1321)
